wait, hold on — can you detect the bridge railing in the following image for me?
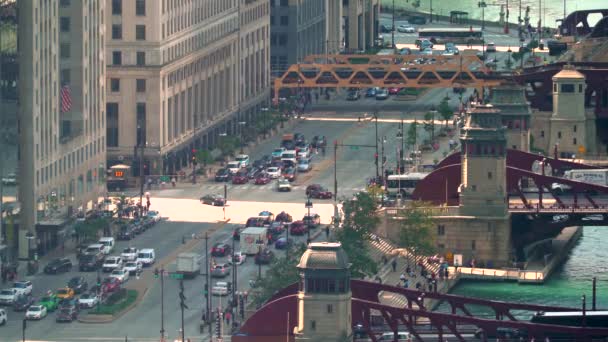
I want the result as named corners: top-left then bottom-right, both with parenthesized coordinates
top-left (455, 267), bottom-right (520, 281)
top-left (385, 206), bottom-right (460, 217)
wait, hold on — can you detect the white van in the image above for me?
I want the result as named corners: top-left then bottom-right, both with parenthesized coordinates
top-left (85, 244), bottom-right (104, 256)
top-left (98, 237), bottom-right (115, 255)
top-left (136, 248), bottom-right (156, 266)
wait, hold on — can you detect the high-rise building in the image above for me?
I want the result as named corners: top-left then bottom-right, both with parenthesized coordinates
top-left (17, 0), bottom-right (106, 259)
top-left (343, 0), bottom-right (379, 51)
top-left (105, 0), bottom-right (270, 176)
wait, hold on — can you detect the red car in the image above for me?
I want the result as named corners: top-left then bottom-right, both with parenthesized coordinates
top-left (282, 167), bottom-right (297, 182)
top-left (101, 277), bottom-right (121, 293)
top-left (232, 172), bottom-right (248, 184)
top-left (290, 221), bottom-right (307, 235)
top-left (306, 184), bottom-right (333, 199)
top-left (211, 243), bottom-right (232, 257)
top-left (388, 87), bottom-right (401, 95)
top-left (254, 173), bottom-right (271, 185)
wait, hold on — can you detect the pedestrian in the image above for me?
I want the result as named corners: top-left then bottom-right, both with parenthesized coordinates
top-left (391, 259), bottom-right (397, 272)
top-left (406, 265), bottom-right (411, 275)
top-left (1, 268), bottom-right (6, 284)
top-left (243, 291), bottom-right (248, 303)
top-left (445, 268), bottom-right (449, 278)
top-left (415, 282), bottom-right (421, 290)
top-left (404, 279), bottom-right (409, 288)
top-left (400, 273), bottom-right (406, 283)
top-left (226, 311), bottom-right (231, 325)
top-left (325, 226), bottom-right (330, 239)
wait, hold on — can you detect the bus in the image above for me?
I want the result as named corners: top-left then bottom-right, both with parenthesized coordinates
top-left (385, 173), bottom-right (429, 197)
top-left (530, 311), bottom-right (608, 338)
top-left (417, 28), bottom-right (483, 45)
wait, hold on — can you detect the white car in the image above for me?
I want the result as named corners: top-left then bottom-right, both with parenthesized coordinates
top-left (235, 154), bottom-right (250, 168)
top-left (421, 48), bottom-right (433, 55)
top-left (1, 173), bottom-right (17, 186)
top-left (78, 293), bottom-right (100, 309)
top-left (297, 158), bottom-right (312, 172)
top-left (13, 280), bottom-right (33, 296)
top-left (0, 308), bottom-right (6, 325)
top-left (0, 288), bottom-right (17, 305)
top-left (25, 305), bottom-right (47, 320)
top-left (297, 146), bottom-right (310, 159)
top-left (123, 261), bottom-right (143, 275)
top-left (232, 251), bottom-right (246, 266)
top-left (281, 151), bottom-right (297, 164)
top-left (211, 282), bottom-right (229, 296)
top-left (121, 247), bottom-right (138, 261)
top-left (226, 161), bottom-right (241, 174)
top-left (110, 268), bottom-right (130, 283)
top-left (266, 167), bottom-right (281, 179)
top-left (146, 210), bottom-right (162, 222)
top-left (102, 256), bottom-right (123, 272)
top-left (486, 42), bottom-right (496, 52)
top-left (276, 178), bottom-right (292, 192)
top-left (397, 25), bottom-right (416, 33)
top-left (378, 332), bottom-right (410, 341)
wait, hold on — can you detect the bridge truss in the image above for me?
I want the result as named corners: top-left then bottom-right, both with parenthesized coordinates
top-left (272, 54), bottom-right (506, 104)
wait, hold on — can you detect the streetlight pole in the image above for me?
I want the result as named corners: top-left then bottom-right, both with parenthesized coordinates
top-left (381, 137), bottom-right (386, 180)
top-left (479, 1), bottom-right (486, 30)
top-left (305, 197), bottom-right (313, 243)
top-left (429, 0), bottom-right (433, 23)
top-left (391, 0), bottom-right (395, 48)
top-left (205, 232), bottom-right (212, 334)
top-left (374, 111), bottom-right (379, 179)
top-left (238, 121), bottom-right (246, 154)
top-left (261, 107), bottom-right (269, 138)
top-left (504, 0), bottom-right (510, 33)
top-left (232, 231), bottom-right (237, 307)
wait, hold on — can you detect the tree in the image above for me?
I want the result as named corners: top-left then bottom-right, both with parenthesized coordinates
top-left (406, 120), bottom-right (418, 147)
top-left (195, 150), bottom-right (214, 167)
top-left (423, 111), bottom-right (436, 143)
top-left (397, 201), bottom-right (437, 265)
top-left (217, 136), bottom-right (239, 157)
top-left (437, 97), bottom-right (453, 127)
top-left (75, 217), bottom-right (110, 242)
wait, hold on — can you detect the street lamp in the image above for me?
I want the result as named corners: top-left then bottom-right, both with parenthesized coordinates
top-left (261, 107), bottom-right (269, 138)
top-left (154, 268), bottom-right (166, 340)
top-left (238, 121), bottom-right (246, 154)
top-left (478, 1), bottom-right (487, 30)
top-left (305, 197), bottom-right (313, 243)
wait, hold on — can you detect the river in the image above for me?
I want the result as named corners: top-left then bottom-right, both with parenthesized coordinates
top-left (437, 226), bottom-right (608, 319)
top-left (382, 0), bottom-right (607, 28)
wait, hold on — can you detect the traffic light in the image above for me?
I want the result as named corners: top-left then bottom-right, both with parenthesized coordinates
top-left (191, 155), bottom-right (197, 165)
top-left (204, 283), bottom-right (209, 297)
top-left (154, 268), bottom-right (159, 279)
top-left (374, 153), bottom-right (378, 165)
top-left (227, 282), bottom-right (232, 293)
top-left (215, 309), bottom-right (222, 338)
top-left (239, 296), bottom-right (245, 318)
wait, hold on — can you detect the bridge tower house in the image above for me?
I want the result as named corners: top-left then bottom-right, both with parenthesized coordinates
top-left (294, 242), bottom-right (352, 342)
top-left (490, 84), bottom-right (532, 152)
top-left (549, 65), bottom-right (593, 157)
top-left (457, 104), bottom-right (512, 266)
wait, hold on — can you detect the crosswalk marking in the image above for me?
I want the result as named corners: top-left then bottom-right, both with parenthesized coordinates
top-left (197, 183), bottom-right (367, 192)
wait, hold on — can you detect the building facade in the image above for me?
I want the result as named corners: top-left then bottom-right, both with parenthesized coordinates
top-left (343, 0), bottom-right (379, 51)
top-left (17, 0), bottom-right (106, 259)
top-left (105, 0), bottom-right (270, 176)
top-left (490, 85), bottom-right (532, 152)
top-left (270, 0), bottom-right (327, 76)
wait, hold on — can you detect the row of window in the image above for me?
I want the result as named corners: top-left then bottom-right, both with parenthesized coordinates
top-left (110, 78), bottom-right (147, 93)
top-left (112, 0), bottom-right (146, 16)
top-left (241, 1), bottom-right (269, 27)
top-left (270, 33), bottom-right (288, 46)
top-left (112, 24), bottom-right (146, 41)
top-left (37, 137), bottom-right (105, 187)
top-left (162, 0), bottom-right (235, 38)
top-left (270, 0), bottom-right (289, 6)
top-left (105, 103), bottom-right (147, 148)
top-left (166, 45), bottom-right (232, 88)
top-left (270, 15), bottom-right (289, 26)
top-left (465, 143), bottom-right (506, 156)
top-left (111, 51), bottom-right (146, 66)
top-left (301, 278), bottom-right (349, 294)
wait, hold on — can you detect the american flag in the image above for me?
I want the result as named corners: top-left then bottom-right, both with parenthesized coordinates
top-left (60, 84), bottom-right (72, 113)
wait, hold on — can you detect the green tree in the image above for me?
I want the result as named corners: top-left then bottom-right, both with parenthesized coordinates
top-left (423, 111), bottom-right (436, 143)
top-left (397, 201), bottom-right (437, 265)
top-left (75, 217), bottom-right (110, 241)
top-left (217, 136), bottom-right (239, 157)
top-left (437, 97), bottom-right (453, 127)
top-left (195, 150), bottom-right (214, 167)
top-left (406, 120), bottom-right (418, 147)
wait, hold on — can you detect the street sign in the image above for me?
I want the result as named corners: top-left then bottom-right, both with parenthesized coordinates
top-left (160, 175), bottom-right (170, 182)
top-left (350, 146), bottom-right (360, 150)
top-left (170, 272), bottom-right (184, 279)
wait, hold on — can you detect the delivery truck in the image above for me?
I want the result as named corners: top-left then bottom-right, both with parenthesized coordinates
top-left (551, 169), bottom-right (608, 193)
top-left (240, 227), bottom-right (268, 255)
top-left (176, 253), bottom-right (201, 278)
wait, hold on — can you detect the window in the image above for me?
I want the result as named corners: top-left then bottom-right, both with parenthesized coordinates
top-left (558, 131), bottom-right (562, 139)
top-left (310, 320), bottom-right (316, 330)
top-left (579, 84), bottom-right (583, 93)
top-left (561, 84), bottom-right (575, 93)
top-left (136, 79), bottom-right (146, 92)
top-left (61, 69), bottom-right (71, 84)
top-left (136, 25), bottom-right (146, 40)
top-left (553, 83), bottom-right (557, 92)
top-left (136, 0), bottom-right (146, 16)
top-left (438, 243), bottom-right (445, 249)
top-left (60, 43), bottom-right (70, 59)
top-left (540, 130), bottom-right (544, 137)
top-left (487, 171), bottom-right (492, 179)
top-left (136, 52), bottom-right (145, 66)
top-left (270, 15), bottom-right (275, 25)
top-left (573, 138), bottom-right (577, 145)
top-left (471, 240), bottom-right (476, 250)
top-left (110, 78), bottom-right (120, 92)
top-left (60, 0), bottom-right (70, 7)
top-left (280, 16), bottom-right (288, 25)
top-left (112, 0), bottom-right (122, 15)
top-left (136, 103), bottom-right (147, 146)
top-left (280, 0), bottom-right (288, 6)
top-left (327, 304), bottom-right (333, 314)
top-left (437, 224), bottom-right (445, 236)
top-left (278, 34), bottom-right (287, 46)
top-left (106, 103), bottom-right (119, 147)
top-left (573, 125), bottom-right (577, 132)
top-left (112, 51), bottom-right (122, 65)
top-left (112, 24), bottom-right (122, 39)
top-left (60, 17), bottom-right (70, 32)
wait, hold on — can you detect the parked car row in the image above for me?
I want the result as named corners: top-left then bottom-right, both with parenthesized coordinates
top-left (116, 210), bottom-right (162, 241)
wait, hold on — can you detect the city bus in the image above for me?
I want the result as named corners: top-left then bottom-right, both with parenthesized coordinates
top-left (417, 28), bottom-right (484, 45)
top-left (385, 173), bottom-right (429, 197)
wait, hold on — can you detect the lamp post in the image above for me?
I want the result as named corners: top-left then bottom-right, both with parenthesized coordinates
top-left (429, 0), bottom-right (433, 23)
top-left (504, 0), bottom-right (510, 33)
top-left (374, 110), bottom-right (379, 179)
top-left (582, 294), bottom-right (587, 327)
top-left (232, 230), bottom-right (237, 307)
top-left (519, 38), bottom-right (525, 69)
top-left (391, 0), bottom-right (395, 48)
top-left (261, 107), bottom-right (269, 138)
top-left (238, 121), bottom-right (246, 154)
top-left (478, 1), bottom-right (487, 30)
top-left (305, 197), bottom-right (313, 243)
top-left (154, 268), bottom-right (166, 340)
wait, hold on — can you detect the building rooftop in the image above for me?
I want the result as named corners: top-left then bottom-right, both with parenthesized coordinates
top-left (297, 242), bottom-right (350, 270)
top-left (552, 65), bottom-right (585, 79)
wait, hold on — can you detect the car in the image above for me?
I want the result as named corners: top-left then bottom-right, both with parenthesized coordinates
top-left (117, 225), bottom-right (136, 241)
top-left (13, 294), bottom-right (35, 311)
top-left (281, 150), bottom-right (297, 165)
top-left (67, 276), bottom-right (88, 294)
top-left (231, 171), bottom-right (249, 184)
top-left (123, 261), bottom-right (142, 275)
top-left (420, 48), bottom-right (433, 55)
top-left (245, 217), bottom-right (266, 227)
top-left (397, 25), bottom-right (415, 33)
top-left (44, 258), bottom-right (73, 274)
top-left (303, 213), bottom-right (321, 227)
top-left (290, 221), bottom-right (307, 235)
top-left (121, 247), bottom-right (138, 261)
top-left (297, 158), bottom-right (312, 172)
top-left (441, 50), bottom-right (456, 56)
top-left (211, 243), bottom-right (232, 257)
top-left (282, 167), bottom-right (297, 182)
top-left (55, 287), bottom-right (75, 300)
top-left (294, 133), bottom-right (305, 144)
top-left (275, 211), bottom-right (293, 222)
top-left (79, 254), bottom-right (102, 271)
top-left (276, 178), bottom-right (292, 192)
top-left (268, 221), bottom-right (285, 235)
top-left (214, 168), bottom-right (232, 182)
top-left (272, 147), bottom-right (286, 159)
top-left (1, 173), bottom-right (17, 186)
top-left (58, 298), bottom-right (79, 312)
top-left (0, 288), bottom-right (18, 305)
top-left (254, 172), bottom-right (271, 185)
top-left (258, 211), bottom-right (274, 223)
top-left (226, 161), bottom-right (241, 174)
top-left (38, 294), bottom-right (59, 312)
top-left (254, 248), bottom-right (275, 264)
top-left (102, 277), bottom-right (121, 293)
top-left (235, 154), bottom-right (250, 167)
top-left (375, 88), bottom-right (389, 100)
top-left (232, 251), bottom-right (246, 265)
top-left (388, 87), bottom-right (402, 95)
top-left (78, 293), bottom-right (100, 309)
top-left (444, 42), bottom-right (456, 50)
top-left (110, 268), bottom-right (130, 283)
top-left (246, 166), bottom-right (263, 179)
top-left (297, 145), bottom-right (311, 159)
top-left (200, 194), bottom-right (226, 206)
top-left (146, 210), bottom-right (161, 222)
top-left (56, 307), bottom-right (78, 323)
top-left (398, 47), bottom-right (412, 55)
top-left (417, 39), bottom-right (433, 49)
top-left (346, 89), bottom-right (360, 101)
top-left (378, 332), bottom-right (411, 341)
top-left (274, 237), bottom-right (293, 250)
top-left (210, 264), bottom-right (231, 278)
top-left (266, 166), bottom-right (281, 179)
top-left (485, 42), bottom-right (496, 52)
top-left (102, 256), bottom-right (123, 273)
top-left (306, 184), bottom-right (333, 199)
top-left (13, 280), bottom-right (33, 296)
top-left (211, 281), bottom-right (229, 296)
top-left (25, 305), bottom-right (47, 320)
top-left (380, 24), bottom-right (394, 33)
